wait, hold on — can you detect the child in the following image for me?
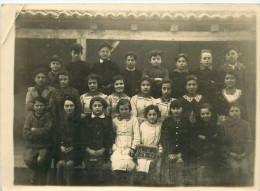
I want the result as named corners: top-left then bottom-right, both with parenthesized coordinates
top-left (106, 75), bottom-right (130, 119)
top-left (142, 50), bottom-right (169, 98)
top-left (26, 69), bottom-right (55, 111)
top-left (92, 41), bottom-right (120, 95)
top-left (48, 55), bottom-right (62, 89)
top-left (130, 77), bottom-right (155, 124)
top-left (80, 74), bottom-right (107, 118)
top-left (121, 51), bottom-right (142, 97)
top-left (170, 53), bottom-right (191, 99)
top-left (194, 50), bottom-right (218, 105)
top-left (56, 97), bottom-right (81, 185)
top-left (81, 97), bottom-right (114, 184)
top-left (66, 43), bottom-right (91, 95)
top-left (220, 104), bottom-right (252, 186)
top-left (136, 105), bottom-right (162, 185)
top-left (219, 45), bottom-right (247, 91)
top-left (23, 96), bottom-right (53, 185)
top-left (154, 80), bottom-right (177, 121)
top-left (160, 100), bottom-right (190, 186)
top-left (110, 99), bottom-right (140, 185)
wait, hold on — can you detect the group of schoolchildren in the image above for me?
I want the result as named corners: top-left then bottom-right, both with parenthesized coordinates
top-left (23, 41), bottom-right (252, 186)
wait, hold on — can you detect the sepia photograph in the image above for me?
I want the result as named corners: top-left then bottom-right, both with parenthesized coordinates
top-left (1, 3), bottom-right (259, 190)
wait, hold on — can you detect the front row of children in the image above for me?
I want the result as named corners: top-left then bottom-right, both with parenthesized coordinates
top-left (23, 94), bottom-right (252, 186)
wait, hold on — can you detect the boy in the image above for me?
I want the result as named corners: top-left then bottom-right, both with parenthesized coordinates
top-left (81, 97), bottom-right (114, 184)
top-left (26, 69), bottom-right (55, 111)
top-left (121, 51), bottom-right (142, 97)
top-left (66, 43), bottom-right (91, 95)
top-left (218, 45), bottom-right (247, 91)
top-left (23, 96), bottom-right (53, 185)
top-left (143, 50), bottom-right (169, 98)
top-left (92, 41), bottom-right (120, 95)
top-left (48, 54), bottom-right (62, 89)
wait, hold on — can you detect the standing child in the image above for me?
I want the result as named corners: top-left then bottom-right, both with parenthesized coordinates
top-left (48, 55), bottom-right (62, 89)
top-left (142, 50), bottom-right (169, 98)
top-left (170, 54), bottom-right (191, 99)
top-left (26, 69), bottom-right (55, 111)
top-left (23, 97), bottom-right (53, 185)
top-left (130, 77), bottom-right (155, 124)
top-left (121, 51), bottom-right (142, 97)
top-left (110, 99), bottom-right (140, 185)
top-left (81, 97), bottom-right (114, 184)
top-left (106, 75), bottom-right (130, 119)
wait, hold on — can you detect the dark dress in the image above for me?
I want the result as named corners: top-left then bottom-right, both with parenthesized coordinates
top-left (121, 68), bottom-right (142, 97)
top-left (170, 70), bottom-right (190, 99)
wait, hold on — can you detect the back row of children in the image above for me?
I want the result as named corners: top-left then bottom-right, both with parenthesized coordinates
top-left (23, 41), bottom-right (252, 186)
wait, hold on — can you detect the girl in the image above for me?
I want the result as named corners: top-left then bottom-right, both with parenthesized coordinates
top-left (106, 75), bottom-right (130, 119)
top-left (56, 97), bottom-right (81, 185)
top-left (110, 99), bottom-right (140, 185)
top-left (136, 105), bottom-right (162, 185)
top-left (80, 74), bottom-right (107, 118)
top-left (130, 77), bottom-right (155, 124)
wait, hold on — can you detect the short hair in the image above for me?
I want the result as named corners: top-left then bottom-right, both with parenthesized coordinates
top-left (58, 69), bottom-right (70, 77)
top-left (199, 103), bottom-right (213, 113)
top-left (70, 43), bottom-right (83, 54)
top-left (161, 79), bottom-right (173, 89)
top-left (175, 53), bottom-right (188, 62)
top-left (99, 41), bottom-right (112, 51)
top-left (200, 49), bottom-right (212, 58)
top-left (222, 69), bottom-right (239, 85)
top-left (116, 99), bottom-right (132, 113)
top-left (112, 75), bottom-right (125, 93)
top-left (185, 75), bottom-right (198, 85)
top-left (33, 96), bottom-right (46, 105)
top-left (144, 104), bottom-right (161, 119)
top-left (138, 77), bottom-right (152, 91)
top-left (224, 45), bottom-right (240, 54)
top-left (169, 100), bottom-right (183, 115)
top-left (62, 96), bottom-right (78, 111)
top-left (85, 74), bottom-right (100, 89)
top-left (50, 54), bottom-right (62, 64)
top-left (149, 50), bottom-right (162, 60)
top-left (229, 103), bottom-right (242, 113)
top-left (124, 51), bottom-right (137, 61)
top-left (89, 97), bottom-right (108, 110)
top-left (33, 68), bottom-right (48, 78)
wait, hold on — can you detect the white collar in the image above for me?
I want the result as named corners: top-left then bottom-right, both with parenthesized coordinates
top-left (183, 95), bottom-right (202, 103)
top-left (126, 67), bottom-right (136, 72)
top-left (91, 113), bottom-right (105, 118)
top-left (100, 59), bottom-right (110, 63)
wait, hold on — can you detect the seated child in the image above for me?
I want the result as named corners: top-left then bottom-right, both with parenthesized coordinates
top-left (81, 97), bottom-right (114, 184)
top-left (48, 55), bottom-right (62, 89)
top-left (121, 51), bottom-right (142, 97)
top-left (154, 80), bottom-right (177, 121)
top-left (56, 97), bottom-right (81, 185)
top-left (130, 77), bottom-right (155, 124)
top-left (80, 74), bottom-right (107, 118)
top-left (170, 53), bottom-right (191, 99)
top-left (142, 50), bottom-right (169, 98)
top-left (136, 105), bottom-right (162, 185)
top-left (92, 41), bottom-right (120, 95)
top-left (220, 104), bottom-right (252, 186)
top-left (66, 43), bottom-right (91, 95)
top-left (23, 96), bottom-right (53, 185)
top-left (106, 75), bottom-right (130, 119)
top-left (110, 99), bottom-right (140, 185)
top-left (26, 68), bottom-right (55, 111)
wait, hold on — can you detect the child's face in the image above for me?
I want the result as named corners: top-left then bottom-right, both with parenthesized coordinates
top-left (171, 106), bottom-right (183, 118)
top-left (114, 80), bottom-right (124, 93)
top-left (34, 73), bottom-right (47, 86)
top-left (71, 50), bottom-right (82, 62)
top-left (147, 109), bottom-right (158, 124)
top-left (88, 79), bottom-right (98, 92)
top-left (119, 104), bottom-right (130, 118)
top-left (224, 74), bottom-right (236, 88)
top-left (99, 47), bottom-right (111, 60)
top-left (229, 106), bottom-right (241, 119)
top-left (200, 52), bottom-right (213, 67)
top-left (50, 61), bottom-right (61, 73)
top-left (92, 101), bottom-right (104, 116)
top-left (176, 57), bottom-right (187, 70)
top-left (64, 100), bottom-right (75, 115)
top-left (33, 101), bottom-right (45, 115)
top-left (200, 108), bottom-right (212, 122)
top-left (59, 74), bottom-right (69, 88)
top-left (161, 83), bottom-right (172, 98)
top-left (185, 80), bottom-right (198, 94)
top-left (140, 80), bottom-right (151, 94)
top-left (125, 56), bottom-right (136, 69)
top-left (225, 49), bottom-right (239, 64)
top-left (150, 55), bottom-right (162, 67)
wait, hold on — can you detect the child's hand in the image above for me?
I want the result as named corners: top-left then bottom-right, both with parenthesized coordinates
top-left (31, 128), bottom-right (36, 132)
top-left (61, 146), bottom-right (66, 153)
top-left (95, 148), bottom-right (105, 156)
top-left (81, 113), bottom-right (87, 118)
top-left (154, 78), bottom-right (163, 82)
top-left (198, 135), bottom-right (206, 140)
top-left (86, 147), bottom-right (95, 156)
top-left (66, 147), bottom-right (73, 153)
top-left (129, 148), bottom-right (136, 157)
top-left (176, 158), bottom-right (183, 163)
top-left (177, 153), bottom-right (182, 159)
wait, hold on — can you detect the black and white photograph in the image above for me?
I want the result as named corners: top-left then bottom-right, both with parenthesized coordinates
top-left (1, 3), bottom-right (259, 189)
